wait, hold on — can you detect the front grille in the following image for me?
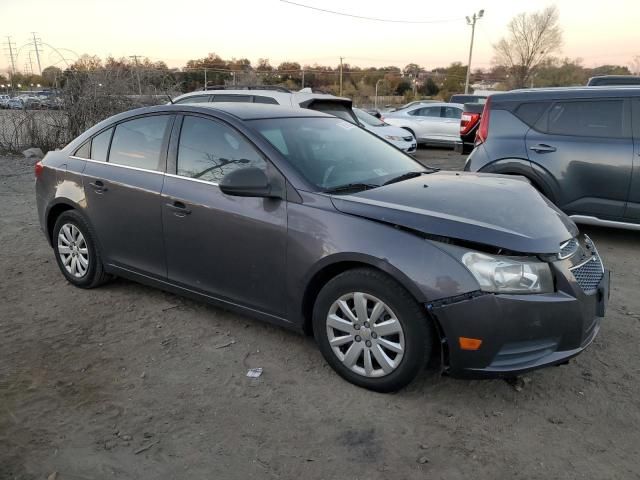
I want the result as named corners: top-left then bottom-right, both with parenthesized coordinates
top-left (570, 254), bottom-right (604, 292)
top-left (403, 135), bottom-right (414, 142)
top-left (559, 238), bottom-right (579, 259)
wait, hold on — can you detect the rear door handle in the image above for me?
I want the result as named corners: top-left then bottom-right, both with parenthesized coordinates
top-left (89, 180), bottom-right (108, 192)
top-left (530, 144), bottom-right (557, 153)
top-left (166, 201), bottom-right (192, 216)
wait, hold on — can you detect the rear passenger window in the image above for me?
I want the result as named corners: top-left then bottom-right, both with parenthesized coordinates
top-left (442, 107), bottom-right (462, 119)
top-left (175, 95), bottom-right (210, 104)
top-left (212, 94), bottom-right (251, 103)
top-left (109, 116), bottom-right (170, 171)
top-left (253, 95), bottom-right (279, 105)
top-left (545, 100), bottom-right (625, 138)
top-left (515, 102), bottom-right (550, 126)
top-left (91, 128), bottom-right (113, 162)
top-left (410, 107), bottom-right (440, 117)
top-left (177, 116), bottom-right (267, 183)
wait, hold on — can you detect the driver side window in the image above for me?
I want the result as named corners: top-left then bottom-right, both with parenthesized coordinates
top-left (177, 116), bottom-right (267, 184)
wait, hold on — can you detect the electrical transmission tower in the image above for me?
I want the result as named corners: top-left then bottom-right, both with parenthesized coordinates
top-left (3, 36), bottom-right (17, 85)
top-left (31, 32), bottom-right (43, 75)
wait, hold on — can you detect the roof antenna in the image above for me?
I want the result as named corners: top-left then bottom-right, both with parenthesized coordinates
top-left (166, 94), bottom-right (174, 104)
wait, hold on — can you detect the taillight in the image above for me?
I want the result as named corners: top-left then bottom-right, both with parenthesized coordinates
top-left (34, 161), bottom-right (44, 179)
top-left (476, 97), bottom-right (492, 144)
top-left (460, 112), bottom-right (481, 135)
top-left (380, 116), bottom-right (385, 122)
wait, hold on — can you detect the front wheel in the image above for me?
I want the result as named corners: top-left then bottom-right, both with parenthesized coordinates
top-left (312, 268), bottom-right (433, 392)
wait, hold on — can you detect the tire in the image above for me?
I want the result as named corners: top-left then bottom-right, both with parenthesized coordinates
top-left (312, 268), bottom-right (432, 392)
top-left (52, 210), bottom-right (110, 289)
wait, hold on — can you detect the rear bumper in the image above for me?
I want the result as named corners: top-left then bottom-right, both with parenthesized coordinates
top-left (429, 269), bottom-right (610, 378)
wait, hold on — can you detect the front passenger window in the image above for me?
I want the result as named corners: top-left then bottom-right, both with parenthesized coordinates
top-left (177, 116), bottom-right (267, 183)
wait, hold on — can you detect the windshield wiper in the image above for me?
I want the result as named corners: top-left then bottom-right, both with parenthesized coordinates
top-left (324, 183), bottom-right (379, 194)
top-left (382, 171), bottom-right (431, 186)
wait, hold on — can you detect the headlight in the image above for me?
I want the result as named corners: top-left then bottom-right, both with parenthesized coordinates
top-left (461, 252), bottom-right (554, 294)
top-left (384, 135), bottom-right (403, 141)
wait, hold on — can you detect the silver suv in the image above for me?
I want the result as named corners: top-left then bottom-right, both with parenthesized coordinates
top-left (173, 85), bottom-right (358, 124)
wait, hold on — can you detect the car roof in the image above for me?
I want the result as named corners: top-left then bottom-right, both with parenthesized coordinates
top-left (491, 86), bottom-right (640, 102)
top-left (169, 102), bottom-right (334, 120)
top-left (173, 88), bottom-right (351, 104)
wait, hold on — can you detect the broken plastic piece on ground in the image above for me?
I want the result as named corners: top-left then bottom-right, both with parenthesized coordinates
top-left (246, 367), bottom-right (263, 378)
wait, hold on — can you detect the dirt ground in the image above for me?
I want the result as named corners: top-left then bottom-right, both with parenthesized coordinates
top-left (1, 148), bottom-right (640, 480)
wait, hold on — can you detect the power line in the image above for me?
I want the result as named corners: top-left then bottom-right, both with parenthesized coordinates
top-left (279, 0), bottom-right (462, 24)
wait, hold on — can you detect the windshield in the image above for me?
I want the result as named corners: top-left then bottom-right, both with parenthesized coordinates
top-left (354, 108), bottom-right (385, 127)
top-left (250, 117), bottom-right (426, 192)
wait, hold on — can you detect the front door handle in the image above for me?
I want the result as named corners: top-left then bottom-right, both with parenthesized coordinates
top-left (166, 201), bottom-right (192, 217)
top-left (530, 144), bottom-right (557, 153)
top-left (89, 180), bottom-right (108, 192)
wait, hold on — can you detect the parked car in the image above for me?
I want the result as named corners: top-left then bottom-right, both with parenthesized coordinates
top-left (386, 100), bottom-right (439, 112)
top-left (36, 103), bottom-right (608, 392)
top-left (364, 108), bottom-right (382, 119)
top-left (455, 102), bottom-right (485, 154)
top-left (172, 85), bottom-right (359, 124)
top-left (384, 102), bottom-right (464, 147)
top-left (8, 98), bottom-right (23, 109)
top-left (449, 94), bottom-right (488, 104)
top-left (0, 94), bottom-right (10, 108)
top-left (465, 87), bottom-right (640, 229)
top-left (587, 75), bottom-right (640, 86)
top-left (353, 107), bottom-right (416, 154)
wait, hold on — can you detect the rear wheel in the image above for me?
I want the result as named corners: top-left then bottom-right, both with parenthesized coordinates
top-left (52, 210), bottom-right (110, 288)
top-left (313, 268), bottom-right (432, 392)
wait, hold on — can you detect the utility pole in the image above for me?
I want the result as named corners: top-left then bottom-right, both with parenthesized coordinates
top-left (31, 32), bottom-right (42, 75)
top-left (129, 55), bottom-right (143, 96)
top-left (339, 56), bottom-right (344, 96)
top-left (301, 68), bottom-right (305, 89)
top-left (204, 67), bottom-right (207, 88)
top-left (4, 36), bottom-right (17, 88)
top-left (464, 9), bottom-right (484, 94)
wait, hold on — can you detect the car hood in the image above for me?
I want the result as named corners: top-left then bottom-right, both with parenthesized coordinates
top-left (330, 171), bottom-right (578, 254)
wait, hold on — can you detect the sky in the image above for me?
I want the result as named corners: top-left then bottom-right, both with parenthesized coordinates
top-left (1, 0), bottom-right (639, 74)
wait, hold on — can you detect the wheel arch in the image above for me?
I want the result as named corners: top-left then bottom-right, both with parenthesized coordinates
top-left (300, 253), bottom-right (425, 336)
top-left (478, 158), bottom-right (559, 203)
top-left (45, 199), bottom-right (94, 247)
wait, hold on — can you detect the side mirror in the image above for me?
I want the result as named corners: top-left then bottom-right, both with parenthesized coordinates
top-left (219, 167), bottom-right (279, 198)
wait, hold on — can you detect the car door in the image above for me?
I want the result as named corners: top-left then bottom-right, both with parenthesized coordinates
top-left (525, 98), bottom-right (633, 219)
top-left (627, 97), bottom-right (640, 220)
top-left (407, 106), bottom-right (442, 141)
top-left (441, 106), bottom-right (463, 142)
top-left (161, 114), bottom-right (288, 317)
top-left (81, 114), bottom-right (173, 278)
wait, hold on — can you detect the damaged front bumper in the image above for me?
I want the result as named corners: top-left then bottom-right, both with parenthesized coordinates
top-left (428, 258), bottom-right (610, 378)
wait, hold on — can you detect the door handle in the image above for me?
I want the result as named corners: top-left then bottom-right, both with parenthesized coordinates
top-left (530, 144), bottom-right (557, 153)
top-left (166, 201), bottom-right (192, 216)
top-left (89, 180), bottom-right (108, 192)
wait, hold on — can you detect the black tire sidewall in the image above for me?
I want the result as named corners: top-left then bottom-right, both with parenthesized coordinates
top-left (52, 211), bottom-right (102, 288)
top-left (313, 268), bottom-right (431, 392)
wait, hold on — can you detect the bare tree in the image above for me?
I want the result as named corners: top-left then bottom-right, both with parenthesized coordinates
top-left (493, 6), bottom-right (562, 88)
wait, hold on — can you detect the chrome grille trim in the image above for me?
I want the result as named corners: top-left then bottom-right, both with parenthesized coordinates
top-left (558, 238), bottom-right (579, 259)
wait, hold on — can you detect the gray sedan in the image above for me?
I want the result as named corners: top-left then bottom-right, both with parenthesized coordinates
top-left (35, 103), bottom-right (608, 391)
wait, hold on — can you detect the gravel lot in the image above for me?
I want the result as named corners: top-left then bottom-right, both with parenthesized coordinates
top-left (1, 148), bottom-right (639, 480)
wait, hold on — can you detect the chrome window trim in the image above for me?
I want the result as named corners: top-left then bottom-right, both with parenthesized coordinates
top-left (164, 172), bottom-right (219, 186)
top-left (69, 156), bottom-right (164, 175)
